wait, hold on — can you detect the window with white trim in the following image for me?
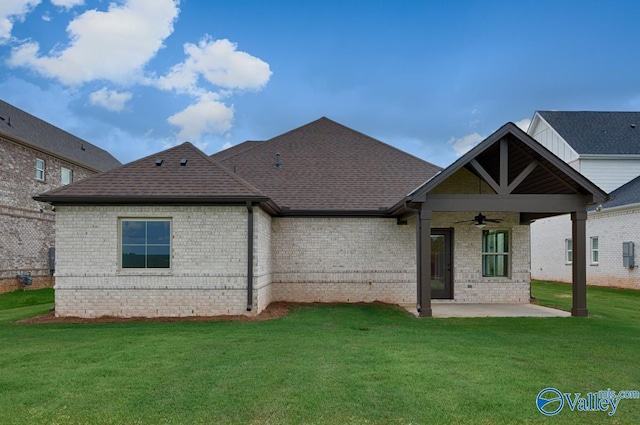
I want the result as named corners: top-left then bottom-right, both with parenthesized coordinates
top-left (120, 219), bottom-right (171, 269)
top-left (482, 229), bottom-right (509, 277)
top-left (61, 167), bottom-right (73, 185)
top-left (591, 237), bottom-right (599, 264)
top-left (565, 239), bottom-right (573, 264)
top-left (35, 159), bottom-right (45, 181)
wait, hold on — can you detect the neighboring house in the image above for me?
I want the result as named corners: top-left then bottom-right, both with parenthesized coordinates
top-left (528, 111), bottom-right (640, 289)
top-left (0, 99), bottom-right (121, 293)
top-left (36, 118), bottom-right (606, 318)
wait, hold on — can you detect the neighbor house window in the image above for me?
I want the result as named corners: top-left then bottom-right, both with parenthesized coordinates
top-left (591, 237), bottom-right (599, 264)
top-left (61, 167), bottom-right (73, 185)
top-left (482, 230), bottom-right (509, 277)
top-left (35, 159), bottom-right (45, 181)
top-left (121, 219), bottom-right (171, 269)
top-left (565, 239), bottom-right (573, 264)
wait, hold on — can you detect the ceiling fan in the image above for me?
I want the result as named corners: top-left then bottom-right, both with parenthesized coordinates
top-left (454, 212), bottom-right (502, 228)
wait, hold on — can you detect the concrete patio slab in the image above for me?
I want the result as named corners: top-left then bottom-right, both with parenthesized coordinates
top-left (404, 303), bottom-right (570, 318)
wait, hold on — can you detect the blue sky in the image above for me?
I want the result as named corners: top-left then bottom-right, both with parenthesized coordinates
top-left (1, 0), bottom-right (639, 167)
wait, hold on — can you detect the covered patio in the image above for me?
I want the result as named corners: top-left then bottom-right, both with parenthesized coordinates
top-left (394, 123), bottom-right (608, 317)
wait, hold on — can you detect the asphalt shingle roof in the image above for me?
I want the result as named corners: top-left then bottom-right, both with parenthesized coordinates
top-left (538, 111), bottom-right (640, 155)
top-left (0, 99), bottom-right (121, 172)
top-left (214, 117), bottom-right (442, 211)
top-left (599, 174), bottom-right (640, 209)
top-left (36, 142), bottom-right (266, 202)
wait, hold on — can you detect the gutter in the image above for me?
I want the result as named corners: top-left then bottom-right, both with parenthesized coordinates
top-left (246, 202), bottom-right (254, 312)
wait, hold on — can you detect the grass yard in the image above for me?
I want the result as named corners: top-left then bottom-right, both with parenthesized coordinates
top-left (0, 283), bottom-right (638, 424)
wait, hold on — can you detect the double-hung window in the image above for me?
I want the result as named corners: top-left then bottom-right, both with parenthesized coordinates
top-left (35, 159), bottom-right (45, 181)
top-left (482, 230), bottom-right (509, 277)
top-left (121, 219), bottom-right (171, 269)
top-left (565, 239), bottom-right (573, 264)
top-left (61, 167), bottom-right (73, 185)
top-left (591, 237), bottom-right (599, 264)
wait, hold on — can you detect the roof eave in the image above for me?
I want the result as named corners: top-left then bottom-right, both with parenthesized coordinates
top-left (276, 208), bottom-right (393, 218)
top-left (33, 195), bottom-right (271, 205)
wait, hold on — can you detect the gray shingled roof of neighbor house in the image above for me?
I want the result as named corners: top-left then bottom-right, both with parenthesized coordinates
top-left (599, 174), bottom-right (640, 209)
top-left (35, 142), bottom-right (267, 203)
top-left (537, 111), bottom-right (640, 155)
top-left (0, 99), bottom-right (121, 172)
top-left (213, 117), bottom-right (443, 211)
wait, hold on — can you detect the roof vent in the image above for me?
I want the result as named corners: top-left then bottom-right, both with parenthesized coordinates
top-left (180, 158), bottom-right (188, 166)
top-left (81, 143), bottom-right (86, 151)
top-left (631, 124), bottom-right (636, 129)
top-left (155, 159), bottom-right (163, 166)
top-left (274, 152), bottom-right (281, 169)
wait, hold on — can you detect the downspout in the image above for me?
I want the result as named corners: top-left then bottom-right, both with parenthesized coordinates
top-left (246, 202), bottom-right (254, 311)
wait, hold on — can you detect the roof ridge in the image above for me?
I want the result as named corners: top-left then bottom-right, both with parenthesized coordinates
top-left (212, 140), bottom-right (265, 162)
top-left (194, 144), bottom-right (267, 197)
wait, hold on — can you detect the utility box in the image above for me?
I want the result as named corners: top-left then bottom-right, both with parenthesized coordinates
top-left (49, 246), bottom-right (56, 274)
top-left (623, 242), bottom-right (635, 268)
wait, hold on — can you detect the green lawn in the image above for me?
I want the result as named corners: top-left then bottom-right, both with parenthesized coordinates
top-left (0, 283), bottom-right (638, 425)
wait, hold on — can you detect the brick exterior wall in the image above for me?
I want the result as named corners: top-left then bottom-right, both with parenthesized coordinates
top-left (432, 212), bottom-right (531, 303)
top-left (531, 209), bottom-right (640, 289)
top-left (271, 217), bottom-right (418, 307)
top-left (253, 208), bottom-right (273, 312)
top-left (54, 205), bottom-right (255, 317)
top-left (0, 137), bottom-right (95, 293)
top-left (54, 205), bottom-right (533, 318)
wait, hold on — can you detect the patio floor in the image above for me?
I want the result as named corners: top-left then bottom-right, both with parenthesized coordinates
top-left (405, 303), bottom-right (570, 318)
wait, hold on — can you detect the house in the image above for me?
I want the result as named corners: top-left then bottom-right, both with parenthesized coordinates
top-left (0, 99), bottom-right (121, 293)
top-left (528, 111), bottom-right (640, 289)
top-left (35, 118), bottom-right (606, 318)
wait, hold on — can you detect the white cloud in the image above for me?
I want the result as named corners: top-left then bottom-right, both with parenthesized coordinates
top-left (514, 117), bottom-right (532, 132)
top-left (0, 0), bottom-right (41, 43)
top-left (89, 87), bottom-right (132, 112)
top-left (157, 37), bottom-right (272, 95)
top-left (167, 94), bottom-right (234, 141)
top-left (8, 0), bottom-right (179, 85)
top-left (448, 132), bottom-right (484, 157)
top-left (50, 0), bottom-right (84, 8)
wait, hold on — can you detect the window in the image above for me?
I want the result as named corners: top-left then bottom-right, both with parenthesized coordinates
top-left (482, 230), bottom-right (509, 277)
top-left (35, 159), bottom-right (45, 181)
top-left (591, 237), bottom-right (599, 264)
top-left (61, 167), bottom-right (73, 185)
top-left (566, 239), bottom-right (573, 264)
top-left (121, 219), bottom-right (171, 269)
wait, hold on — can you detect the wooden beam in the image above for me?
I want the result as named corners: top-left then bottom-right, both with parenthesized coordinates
top-left (507, 160), bottom-right (538, 194)
top-left (500, 139), bottom-right (508, 193)
top-left (423, 193), bottom-right (587, 212)
top-left (470, 159), bottom-right (501, 194)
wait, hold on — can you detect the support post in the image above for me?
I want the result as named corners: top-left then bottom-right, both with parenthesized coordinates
top-left (418, 207), bottom-right (432, 317)
top-left (571, 210), bottom-right (588, 317)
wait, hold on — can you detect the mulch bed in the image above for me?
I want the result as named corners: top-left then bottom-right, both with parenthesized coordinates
top-left (18, 302), bottom-right (292, 324)
top-left (17, 301), bottom-right (400, 325)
